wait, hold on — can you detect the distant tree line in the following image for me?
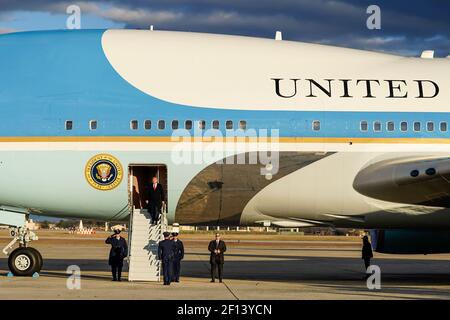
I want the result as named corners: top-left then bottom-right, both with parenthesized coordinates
top-left (36, 219), bottom-right (111, 229)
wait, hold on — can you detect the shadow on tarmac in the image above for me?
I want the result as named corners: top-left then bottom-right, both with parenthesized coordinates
top-left (1, 255), bottom-right (450, 285)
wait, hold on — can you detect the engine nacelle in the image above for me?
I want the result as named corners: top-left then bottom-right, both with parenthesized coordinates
top-left (370, 230), bottom-right (450, 254)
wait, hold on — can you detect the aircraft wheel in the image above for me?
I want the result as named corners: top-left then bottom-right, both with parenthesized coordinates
top-left (8, 247), bottom-right (41, 276)
top-left (27, 247), bottom-right (43, 271)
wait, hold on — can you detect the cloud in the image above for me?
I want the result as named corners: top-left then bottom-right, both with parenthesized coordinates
top-left (44, 1), bottom-right (102, 13)
top-left (0, 0), bottom-right (448, 56)
top-left (316, 33), bottom-right (450, 57)
top-left (100, 7), bottom-right (184, 25)
top-left (0, 28), bottom-right (14, 34)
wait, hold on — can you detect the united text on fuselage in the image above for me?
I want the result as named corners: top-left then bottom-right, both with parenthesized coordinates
top-left (272, 78), bottom-right (439, 99)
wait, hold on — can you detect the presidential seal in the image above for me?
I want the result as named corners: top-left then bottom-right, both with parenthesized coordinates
top-left (85, 154), bottom-right (123, 191)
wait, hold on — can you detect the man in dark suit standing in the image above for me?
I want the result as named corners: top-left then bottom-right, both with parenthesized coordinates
top-left (208, 233), bottom-right (227, 283)
top-left (172, 232), bottom-right (184, 282)
top-left (158, 231), bottom-right (176, 285)
top-left (362, 235), bottom-right (373, 279)
top-left (147, 176), bottom-right (165, 224)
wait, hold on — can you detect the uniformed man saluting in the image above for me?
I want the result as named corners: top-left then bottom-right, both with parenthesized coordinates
top-left (172, 232), bottom-right (184, 283)
top-left (158, 231), bottom-right (176, 285)
top-left (105, 228), bottom-right (128, 282)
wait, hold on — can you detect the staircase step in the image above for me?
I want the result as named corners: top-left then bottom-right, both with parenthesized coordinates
top-left (129, 272), bottom-right (159, 277)
top-left (130, 231), bottom-right (154, 235)
top-left (129, 250), bottom-right (157, 254)
top-left (131, 220), bottom-right (153, 225)
top-left (129, 273), bottom-right (159, 278)
top-left (129, 250), bottom-right (157, 255)
top-left (132, 221), bottom-right (153, 225)
top-left (130, 252), bottom-right (157, 257)
top-left (130, 244), bottom-right (158, 249)
top-left (129, 251), bottom-right (158, 257)
top-left (130, 262), bottom-right (160, 268)
top-left (128, 211), bottom-right (167, 282)
top-left (129, 264), bottom-right (159, 271)
top-left (129, 275), bottom-right (159, 281)
top-left (130, 254), bottom-right (157, 259)
top-left (129, 241), bottom-right (160, 246)
top-left (129, 243), bottom-right (158, 248)
top-left (130, 229), bottom-right (154, 235)
top-left (129, 264), bottom-right (159, 270)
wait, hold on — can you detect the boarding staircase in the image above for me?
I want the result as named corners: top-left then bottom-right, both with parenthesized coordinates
top-left (128, 204), bottom-right (168, 281)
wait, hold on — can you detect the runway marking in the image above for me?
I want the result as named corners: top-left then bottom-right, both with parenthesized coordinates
top-left (222, 281), bottom-right (239, 301)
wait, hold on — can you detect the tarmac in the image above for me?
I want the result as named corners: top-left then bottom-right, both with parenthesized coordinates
top-left (1, 231), bottom-right (450, 300)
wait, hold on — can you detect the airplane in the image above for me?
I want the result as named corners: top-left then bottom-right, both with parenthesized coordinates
top-left (0, 28), bottom-right (449, 276)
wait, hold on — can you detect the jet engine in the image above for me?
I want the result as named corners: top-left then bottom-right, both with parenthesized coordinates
top-left (370, 229), bottom-right (450, 254)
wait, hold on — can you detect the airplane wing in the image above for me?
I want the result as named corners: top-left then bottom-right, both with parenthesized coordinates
top-left (353, 156), bottom-right (450, 207)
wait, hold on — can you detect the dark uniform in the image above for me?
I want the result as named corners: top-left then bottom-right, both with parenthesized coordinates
top-left (105, 232), bottom-right (128, 281)
top-left (172, 234), bottom-right (184, 282)
top-left (208, 239), bottom-right (227, 282)
top-left (362, 235), bottom-right (373, 273)
top-left (147, 182), bottom-right (165, 224)
top-left (158, 232), bottom-right (176, 285)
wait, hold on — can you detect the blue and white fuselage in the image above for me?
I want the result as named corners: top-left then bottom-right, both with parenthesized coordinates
top-left (1, 29), bottom-right (450, 230)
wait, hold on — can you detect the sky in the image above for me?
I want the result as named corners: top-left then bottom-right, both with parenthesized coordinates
top-left (0, 0), bottom-right (449, 57)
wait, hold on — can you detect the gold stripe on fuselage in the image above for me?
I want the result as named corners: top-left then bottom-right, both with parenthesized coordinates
top-left (0, 136), bottom-right (449, 144)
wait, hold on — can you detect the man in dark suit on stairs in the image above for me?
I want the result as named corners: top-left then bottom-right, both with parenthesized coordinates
top-left (146, 176), bottom-right (165, 224)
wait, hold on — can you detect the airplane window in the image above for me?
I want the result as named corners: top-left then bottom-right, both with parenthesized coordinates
top-left (185, 120), bottom-right (192, 130)
top-left (212, 120), bottom-right (220, 129)
top-left (198, 120), bottom-right (206, 130)
top-left (312, 120), bottom-right (320, 131)
top-left (400, 121), bottom-right (408, 132)
top-left (413, 122), bottom-right (421, 132)
top-left (65, 120), bottom-right (73, 130)
top-left (360, 121), bottom-right (368, 132)
top-left (158, 120), bottom-right (165, 130)
top-left (410, 169), bottom-right (419, 177)
top-left (172, 120), bottom-right (179, 130)
top-left (226, 120), bottom-right (233, 130)
top-left (90, 120), bottom-right (97, 130)
top-left (387, 121), bottom-right (395, 131)
top-left (427, 122), bottom-right (434, 132)
top-left (144, 120), bottom-right (151, 130)
top-left (440, 122), bottom-right (448, 132)
top-left (239, 120), bottom-right (247, 130)
top-left (130, 120), bottom-right (138, 130)
top-left (373, 121), bottom-right (381, 132)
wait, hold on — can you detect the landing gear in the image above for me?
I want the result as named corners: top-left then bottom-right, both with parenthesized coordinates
top-left (8, 247), bottom-right (42, 276)
top-left (2, 226), bottom-right (42, 276)
top-left (28, 247), bottom-right (43, 271)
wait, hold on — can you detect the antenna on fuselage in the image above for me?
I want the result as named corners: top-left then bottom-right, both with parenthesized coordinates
top-left (275, 31), bottom-right (282, 41)
top-left (420, 50), bottom-right (434, 59)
